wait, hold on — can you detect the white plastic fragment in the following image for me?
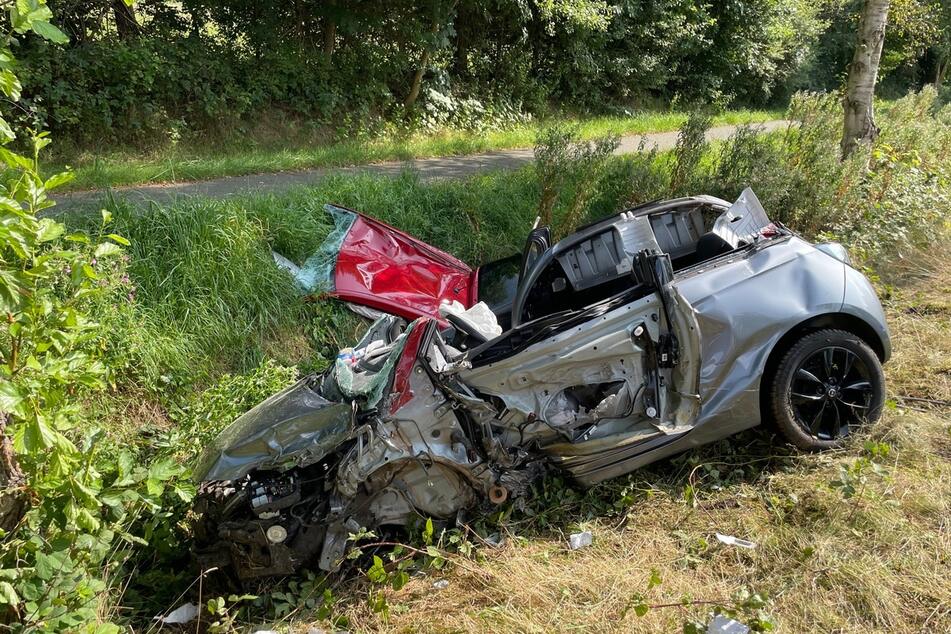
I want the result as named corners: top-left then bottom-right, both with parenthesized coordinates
top-left (569, 531), bottom-right (593, 550)
top-left (438, 300), bottom-right (503, 340)
top-left (433, 579), bottom-right (450, 590)
top-left (707, 614), bottom-right (751, 634)
top-left (154, 602), bottom-right (199, 624)
top-left (715, 533), bottom-right (756, 549)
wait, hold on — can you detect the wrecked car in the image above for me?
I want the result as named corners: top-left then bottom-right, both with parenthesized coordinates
top-left (192, 189), bottom-right (890, 580)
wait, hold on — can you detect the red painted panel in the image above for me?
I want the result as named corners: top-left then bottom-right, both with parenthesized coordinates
top-left (386, 319), bottom-right (430, 414)
top-left (333, 213), bottom-right (477, 321)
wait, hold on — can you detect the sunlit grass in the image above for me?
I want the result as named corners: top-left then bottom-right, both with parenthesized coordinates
top-left (51, 109), bottom-right (781, 190)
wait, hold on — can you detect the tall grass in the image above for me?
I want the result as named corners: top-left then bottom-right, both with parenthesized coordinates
top-left (54, 90), bottom-right (951, 631)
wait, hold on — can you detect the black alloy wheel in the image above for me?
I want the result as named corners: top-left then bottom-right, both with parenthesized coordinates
top-left (770, 329), bottom-right (885, 450)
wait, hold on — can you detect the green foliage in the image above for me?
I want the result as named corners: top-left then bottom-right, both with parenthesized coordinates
top-left (13, 0), bottom-right (930, 150)
top-left (625, 567), bottom-right (776, 632)
top-left (162, 359), bottom-right (298, 460)
top-left (0, 132), bottom-right (192, 632)
top-left (609, 88), bottom-right (951, 268)
top-left (269, 571), bottom-right (343, 624)
top-left (204, 593), bottom-right (257, 633)
top-left (534, 124), bottom-right (620, 235)
top-left (0, 5), bottom-right (196, 631)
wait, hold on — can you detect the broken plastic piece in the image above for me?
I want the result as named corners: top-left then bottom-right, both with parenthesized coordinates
top-left (712, 188), bottom-right (771, 248)
top-left (714, 533), bottom-right (756, 549)
top-left (707, 614), bottom-right (751, 634)
top-left (432, 579), bottom-right (450, 590)
top-left (155, 602), bottom-right (199, 624)
top-left (569, 531), bottom-right (593, 550)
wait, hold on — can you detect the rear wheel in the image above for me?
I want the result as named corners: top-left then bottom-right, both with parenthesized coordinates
top-left (770, 329), bottom-right (885, 450)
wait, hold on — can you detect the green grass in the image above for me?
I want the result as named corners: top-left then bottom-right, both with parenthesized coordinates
top-left (60, 168), bottom-right (549, 396)
top-left (51, 109), bottom-right (781, 191)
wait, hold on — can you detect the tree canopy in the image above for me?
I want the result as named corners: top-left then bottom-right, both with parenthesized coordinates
top-left (12, 1), bottom-right (946, 144)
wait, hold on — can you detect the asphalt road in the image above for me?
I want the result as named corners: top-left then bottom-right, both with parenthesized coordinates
top-left (52, 120), bottom-right (790, 212)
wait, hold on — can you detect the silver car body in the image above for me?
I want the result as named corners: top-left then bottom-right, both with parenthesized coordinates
top-left (194, 189), bottom-right (890, 576)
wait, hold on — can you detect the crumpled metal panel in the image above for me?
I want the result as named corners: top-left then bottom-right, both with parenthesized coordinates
top-left (194, 377), bottom-right (352, 482)
top-left (712, 187), bottom-right (772, 248)
top-left (331, 207), bottom-right (475, 321)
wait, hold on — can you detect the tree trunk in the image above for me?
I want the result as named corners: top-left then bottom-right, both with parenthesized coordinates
top-left (936, 58), bottom-right (948, 88)
top-left (113, 0), bottom-right (139, 40)
top-left (323, 18), bottom-right (337, 60)
top-left (0, 413), bottom-right (27, 533)
top-left (841, 0), bottom-right (891, 159)
top-left (403, 49), bottom-right (432, 111)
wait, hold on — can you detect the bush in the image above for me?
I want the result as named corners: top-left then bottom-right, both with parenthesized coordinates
top-left (534, 125), bottom-right (620, 236)
top-left (613, 88), bottom-right (951, 267)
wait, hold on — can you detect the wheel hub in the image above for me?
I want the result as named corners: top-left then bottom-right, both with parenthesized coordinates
top-left (789, 345), bottom-right (875, 440)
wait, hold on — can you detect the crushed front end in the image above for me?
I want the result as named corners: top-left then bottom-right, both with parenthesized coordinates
top-left (192, 312), bottom-right (547, 580)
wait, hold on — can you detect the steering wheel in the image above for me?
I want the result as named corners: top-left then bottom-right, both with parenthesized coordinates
top-left (444, 312), bottom-right (488, 345)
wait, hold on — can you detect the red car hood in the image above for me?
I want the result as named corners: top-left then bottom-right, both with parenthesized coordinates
top-left (321, 205), bottom-right (476, 321)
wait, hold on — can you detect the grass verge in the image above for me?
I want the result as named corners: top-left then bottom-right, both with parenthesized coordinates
top-left (51, 109), bottom-right (780, 191)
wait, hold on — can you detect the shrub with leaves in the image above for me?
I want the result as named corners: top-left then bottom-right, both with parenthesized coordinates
top-left (0, 2), bottom-right (193, 631)
top-left (534, 124), bottom-right (619, 236)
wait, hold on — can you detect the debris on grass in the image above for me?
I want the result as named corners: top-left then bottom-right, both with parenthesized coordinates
top-left (707, 614), bottom-right (751, 634)
top-left (569, 531), bottom-right (593, 550)
top-left (714, 533), bottom-right (756, 549)
top-left (155, 602), bottom-right (198, 624)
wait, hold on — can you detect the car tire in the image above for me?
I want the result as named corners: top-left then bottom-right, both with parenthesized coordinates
top-left (770, 329), bottom-right (885, 451)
